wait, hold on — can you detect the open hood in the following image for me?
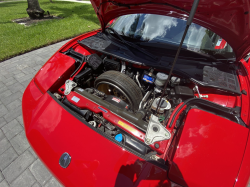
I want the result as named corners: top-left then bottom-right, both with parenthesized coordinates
top-left (90, 0), bottom-right (250, 61)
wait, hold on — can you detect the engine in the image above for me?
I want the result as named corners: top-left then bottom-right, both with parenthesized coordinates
top-left (68, 53), bottom-right (194, 119)
top-left (55, 51), bottom-right (196, 160)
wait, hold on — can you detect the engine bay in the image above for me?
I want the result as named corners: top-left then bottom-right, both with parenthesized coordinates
top-left (49, 44), bottom-right (244, 165)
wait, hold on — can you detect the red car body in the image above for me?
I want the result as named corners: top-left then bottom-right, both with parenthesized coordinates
top-left (22, 0), bottom-right (250, 187)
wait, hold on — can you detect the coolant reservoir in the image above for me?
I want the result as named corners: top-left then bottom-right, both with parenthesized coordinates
top-left (155, 73), bottom-right (168, 87)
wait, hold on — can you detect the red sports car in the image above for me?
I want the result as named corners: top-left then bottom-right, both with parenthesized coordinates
top-left (22, 0), bottom-right (250, 186)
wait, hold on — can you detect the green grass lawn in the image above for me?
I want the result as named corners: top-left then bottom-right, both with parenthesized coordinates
top-left (0, 0), bottom-right (100, 61)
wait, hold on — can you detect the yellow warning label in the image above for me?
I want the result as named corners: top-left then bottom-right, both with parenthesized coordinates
top-left (118, 121), bottom-right (139, 136)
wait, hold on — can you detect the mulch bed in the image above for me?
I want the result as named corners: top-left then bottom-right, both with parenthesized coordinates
top-left (13, 15), bottom-right (62, 26)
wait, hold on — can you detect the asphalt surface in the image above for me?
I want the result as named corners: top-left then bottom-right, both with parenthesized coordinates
top-left (0, 40), bottom-right (70, 187)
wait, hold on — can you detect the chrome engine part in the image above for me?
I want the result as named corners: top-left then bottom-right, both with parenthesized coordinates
top-left (151, 98), bottom-right (171, 113)
top-left (144, 114), bottom-right (171, 145)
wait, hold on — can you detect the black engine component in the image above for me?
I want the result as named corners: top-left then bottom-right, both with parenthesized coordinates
top-left (64, 48), bottom-right (85, 62)
top-left (123, 134), bottom-right (150, 155)
top-left (94, 70), bottom-right (143, 111)
top-left (104, 95), bottom-right (129, 110)
top-left (103, 57), bottom-right (120, 71)
top-left (62, 98), bottom-right (91, 119)
top-left (63, 48), bottom-right (86, 78)
top-left (87, 54), bottom-right (102, 70)
top-left (74, 68), bottom-right (92, 85)
top-left (85, 88), bottom-right (106, 99)
top-left (202, 66), bottom-right (241, 94)
top-left (170, 86), bottom-right (194, 100)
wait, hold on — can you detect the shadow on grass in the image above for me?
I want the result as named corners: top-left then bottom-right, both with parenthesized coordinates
top-left (0, 1), bottom-right (26, 8)
top-left (47, 2), bottom-right (100, 25)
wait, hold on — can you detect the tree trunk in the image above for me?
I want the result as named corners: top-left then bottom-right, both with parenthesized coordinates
top-left (26, 0), bottom-right (45, 19)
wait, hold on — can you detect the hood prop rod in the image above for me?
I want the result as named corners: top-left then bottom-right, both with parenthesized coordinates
top-left (156, 0), bottom-right (200, 116)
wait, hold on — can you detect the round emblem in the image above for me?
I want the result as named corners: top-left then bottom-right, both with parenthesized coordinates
top-left (59, 153), bottom-right (71, 168)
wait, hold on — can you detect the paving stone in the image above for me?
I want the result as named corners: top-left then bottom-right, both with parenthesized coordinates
top-left (0, 147), bottom-right (18, 171)
top-left (25, 61), bottom-right (39, 69)
top-left (0, 180), bottom-right (9, 187)
top-left (0, 87), bottom-right (8, 94)
top-left (10, 169), bottom-right (36, 187)
top-left (11, 70), bottom-right (22, 76)
top-left (3, 78), bottom-right (14, 85)
top-left (0, 92), bottom-right (23, 106)
top-left (33, 65), bottom-right (42, 71)
top-left (21, 80), bottom-right (31, 88)
top-left (3, 106), bottom-right (22, 123)
top-left (14, 72), bottom-right (25, 79)
top-left (29, 159), bottom-right (52, 186)
top-left (0, 172), bottom-right (3, 183)
top-left (44, 177), bottom-right (63, 187)
top-left (17, 74), bottom-right (34, 83)
top-left (5, 67), bottom-right (18, 75)
top-left (28, 147), bottom-right (37, 159)
top-left (31, 182), bottom-right (41, 187)
top-left (16, 64), bottom-right (28, 71)
top-left (0, 71), bottom-right (10, 78)
top-left (2, 150), bottom-right (35, 183)
top-left (1, 119), bottom-right (22, 140)
top-left (16, 115), bottom-right (23, 127)
top-left (6, 100), bottom-right (21, 111)
top-left (20, 86), bottom-right (26, 94)
top-left (7, 83), bottom-right (25, 94)
top-left (3, 63), bottom-right (17, 71)
top-left (0, 129), bottom-right (5, 141)
top-left (22, 67), bottom-right (36, 75)
top-left (0, 82), bottom-right (4, 88)
top-left (0, 91), bottom-right (12, 100)
top-left (10, 131), bottom-right (29, 155)
top-left (0, 138), bottom-right (11, 155)
top-left (0, 118), bottom-right (7, 129)
top-left (0, 105), bottom-right (8, 118)
top-left (5, 80), bottom-right (16, 87)
top-left (35, 60), bottom-right (45, 66)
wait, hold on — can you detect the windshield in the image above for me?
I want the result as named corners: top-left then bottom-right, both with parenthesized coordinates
top-left (111, 14), bottom-right (235, 60)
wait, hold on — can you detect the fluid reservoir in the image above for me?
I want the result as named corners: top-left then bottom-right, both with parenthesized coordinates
top-left (155, 73), bottom-right (168, 87)
top-left (170, 76), bottom-right (180, 87)
top-left (151, 98), bottom-right (171, 113)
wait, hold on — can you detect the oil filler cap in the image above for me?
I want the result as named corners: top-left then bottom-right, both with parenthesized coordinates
top-left (115, 134), bottom-right (123, 142)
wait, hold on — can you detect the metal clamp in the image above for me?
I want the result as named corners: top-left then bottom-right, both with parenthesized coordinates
top-left (144, 115), bottom-right (171, 145)
top-left (64, 80), bottom-right (77, 95)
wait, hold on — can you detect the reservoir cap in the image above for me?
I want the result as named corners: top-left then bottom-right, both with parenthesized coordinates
top-left (115, 134), bottom-right (123, 142)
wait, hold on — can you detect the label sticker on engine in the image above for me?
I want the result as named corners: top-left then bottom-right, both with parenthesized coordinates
top-left (98, 106), bottom-right (108, 113)
top-left (143, 75), bottom-right (155, 84)
top-left (118, 121), bottom-right (140, 136)
top-left (112, 97), bottom-right (120, 103)
top-left (71, 96), bottom-right (80, 103)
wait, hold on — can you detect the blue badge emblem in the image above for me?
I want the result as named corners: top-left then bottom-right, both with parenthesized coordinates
top-left (59, 153), bottom-right (71, 168)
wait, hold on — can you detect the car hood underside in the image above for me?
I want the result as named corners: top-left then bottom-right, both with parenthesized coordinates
top-left (90, 0), bottom-right (250, 61)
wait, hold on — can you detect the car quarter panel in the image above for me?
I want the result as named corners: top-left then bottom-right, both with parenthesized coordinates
top-left (168, 108), bottom-right (249, 187)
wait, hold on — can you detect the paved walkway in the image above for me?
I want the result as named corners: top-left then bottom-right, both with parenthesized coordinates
top-left (0, 40), bottom-right (70, 187)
